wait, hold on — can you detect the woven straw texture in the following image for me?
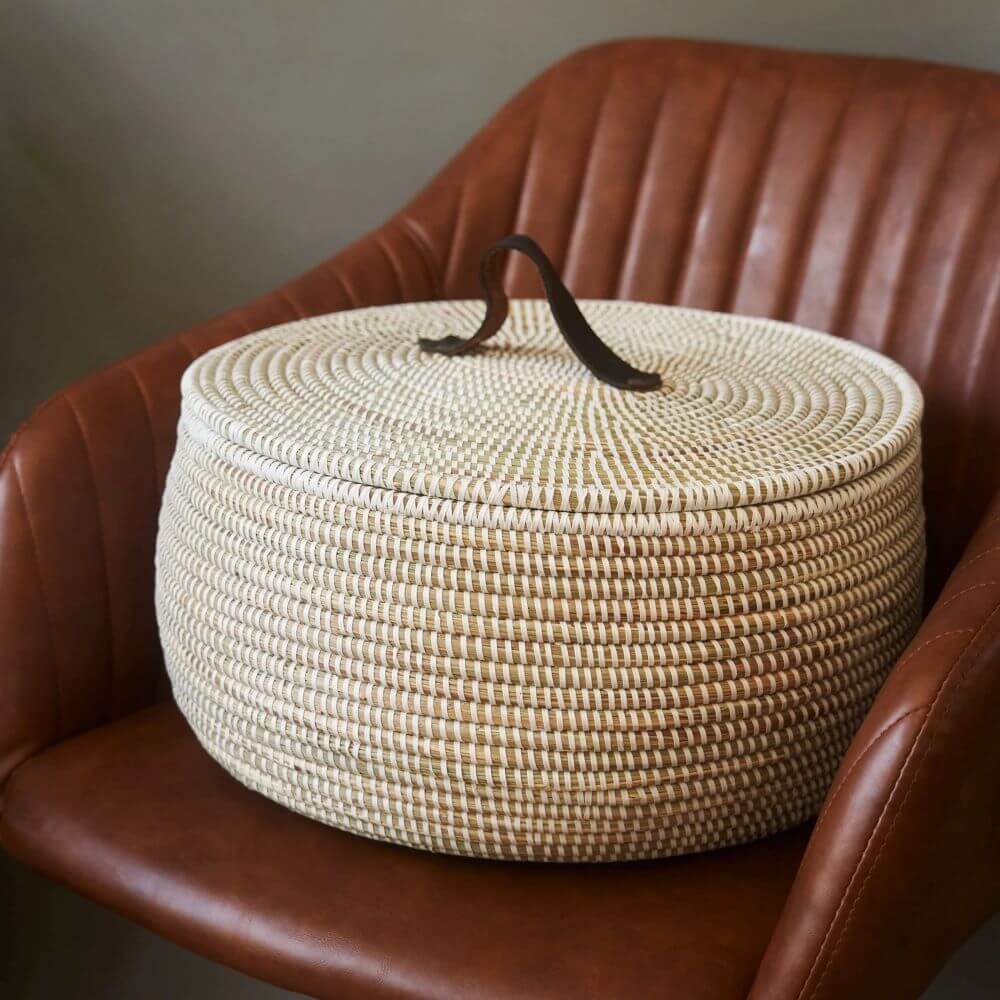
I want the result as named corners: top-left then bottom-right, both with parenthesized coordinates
top-left (156, 300), bottom-right (925, 861)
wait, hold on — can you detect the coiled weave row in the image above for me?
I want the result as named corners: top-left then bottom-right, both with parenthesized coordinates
top-left (156, 300), bottom-right (925, 860)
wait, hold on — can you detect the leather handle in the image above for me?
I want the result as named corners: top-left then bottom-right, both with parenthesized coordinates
top-left (418, 234), bottom-right (662, 391)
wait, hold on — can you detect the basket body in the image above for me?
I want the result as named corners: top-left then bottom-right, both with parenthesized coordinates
top-left (156, 300), bottom-right (925, 861)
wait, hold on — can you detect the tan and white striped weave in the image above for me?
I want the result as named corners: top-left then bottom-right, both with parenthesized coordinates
top-left (156, 300), bottom-right (925, 861)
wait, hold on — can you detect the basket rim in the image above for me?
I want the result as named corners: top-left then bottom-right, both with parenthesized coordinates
top-left (181, 300), bottom-right (925, 518)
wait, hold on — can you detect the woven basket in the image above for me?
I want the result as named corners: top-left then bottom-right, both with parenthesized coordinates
top-left (156, 235), bottom-right (925, 861)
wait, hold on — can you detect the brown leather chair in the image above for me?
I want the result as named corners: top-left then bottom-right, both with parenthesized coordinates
top-left (2, 38), bottom-right (999, 1000)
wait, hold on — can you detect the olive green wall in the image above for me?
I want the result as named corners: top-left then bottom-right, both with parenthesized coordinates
top-left (2, 2), bottom-right (998, 997)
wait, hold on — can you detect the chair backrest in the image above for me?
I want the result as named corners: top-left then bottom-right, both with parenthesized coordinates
top-left (397, 38), bottom-right (1000, 597)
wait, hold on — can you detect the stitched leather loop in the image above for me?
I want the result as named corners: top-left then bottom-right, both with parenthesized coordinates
top-left (418, 234), bottom-right (662, 391)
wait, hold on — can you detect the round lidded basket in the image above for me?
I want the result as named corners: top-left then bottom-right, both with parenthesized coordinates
top-left (156, 236), bottom-right (925, 861)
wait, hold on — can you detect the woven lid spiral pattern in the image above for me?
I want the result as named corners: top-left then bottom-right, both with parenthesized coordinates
top-left (156, 300), bottom-right (925, 861)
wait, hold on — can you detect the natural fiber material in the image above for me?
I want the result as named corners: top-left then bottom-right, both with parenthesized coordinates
top-left (156, 300), bottom-right (925, 861)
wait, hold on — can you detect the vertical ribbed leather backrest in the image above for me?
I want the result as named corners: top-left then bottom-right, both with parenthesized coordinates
top-left (398, 39), bottom-right (1000, 596)
top-left (0, 230), bottom-right (426, 783)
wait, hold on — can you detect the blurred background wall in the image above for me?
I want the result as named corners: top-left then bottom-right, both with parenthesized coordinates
top-left (2, 1), bottom-right (998, 997)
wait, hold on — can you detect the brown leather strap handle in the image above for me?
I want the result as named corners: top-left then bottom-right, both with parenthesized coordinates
top-left (418, 234), bottom-right (662, 391)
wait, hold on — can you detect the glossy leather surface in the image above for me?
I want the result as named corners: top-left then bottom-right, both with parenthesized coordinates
top-left (752, 489), bottom-right (1000, 999)
top-left (2, 704), bottom-right (808, 1000)
top-left (2, 37), bottom-right (999, 999)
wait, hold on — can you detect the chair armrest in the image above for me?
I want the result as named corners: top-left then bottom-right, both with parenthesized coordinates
top-left (0, 221), bottom-right (435, 794)
top-left (752, 489), bottom-right (1000, 1000)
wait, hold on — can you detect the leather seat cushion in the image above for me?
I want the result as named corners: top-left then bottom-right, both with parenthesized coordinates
top-left (1, 704), bottom-right (809, 999)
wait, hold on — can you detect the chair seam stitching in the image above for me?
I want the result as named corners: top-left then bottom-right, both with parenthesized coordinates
top-left (613, 57), bottom-right (678, 299)
top-left (372, 232), bottom-right (406, 302)
top-left (440, 180), bottom-right (468, 293)
top-left (277, 289), bottom-right (304, 320)
top-left (803, 705), bottom-right (928, 851)
top-left (917, 159), bottom-right (1000, 384)
top-left (830, 64), bottom-right (934, 338)
top-left (324, 264), bottom-right (360, 309)
top-left (669, 66), bottom-right (739, 301)
top-left (9, 447), bottom-right (64, 746)
top-left (724, 62), bottom-right (800, 311)
top-left (394, 217), bottom-right (443, 298)
top-left (879, 76), bottom-right (984, 358)
top-left (559, 57), bottom-right (622, 281)
top-left (123, 361), bottom-right (164, 490)
top-left (935, 580), bottom-right (999, 612)
top-left (63, 393), bottom-right (118, 722)
top-left (961, 544), bottom-right (1000, 572)
top-left (782, 59), bottom-right (873, 320)
top-left (798, 599), bottom-right (1000, 999)
top-left (503, 83), bottom-right (550, 255)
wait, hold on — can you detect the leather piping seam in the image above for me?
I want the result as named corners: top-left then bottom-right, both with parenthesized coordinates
top-left (961, 544), bottom-right (1000, 572)
top-left (370, 234), bottom-right (407, 304)
top-left (798, 597), bottom-right (1000, 999)
top-left (801, 705), bottom-right (928, 855)
top-left (1, 459), bottom-right (64, 801)
top-left (782, 59), bottom-right (874, 319)
top-left (123, 361), bottom-right (164, 490)
top-left (794, 596), bottom-right (997, 865)
top-left (62, 394), bottom-right (118, 724)
top-left (395, 216), bottom-right (444, 298)
top-left (0, 307), bottom-right (231, 478)
top-left (935, 580), bottom-right (1000, 612)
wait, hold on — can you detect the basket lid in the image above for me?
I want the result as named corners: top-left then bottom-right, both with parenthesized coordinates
top-left (180, 298), bottom-right (922, 516)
